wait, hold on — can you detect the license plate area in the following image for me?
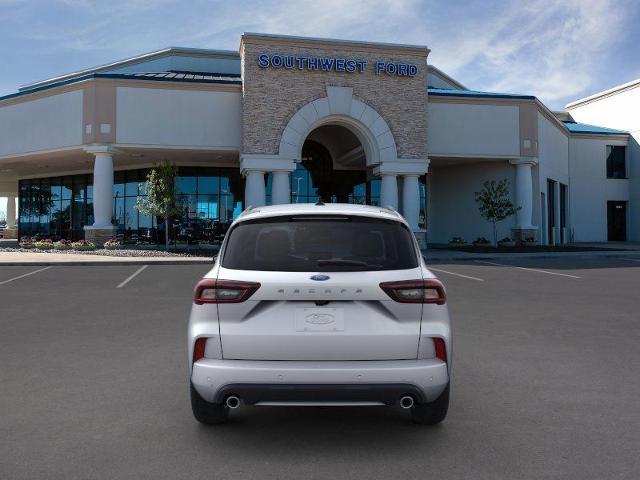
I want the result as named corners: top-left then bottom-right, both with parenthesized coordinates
top-left (295, 307), bottom-right (344, 332)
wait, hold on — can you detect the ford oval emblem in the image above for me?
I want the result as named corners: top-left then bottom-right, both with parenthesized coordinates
top-left (310, 274), bottom-right (330, 281)
top-left (305, 313), bottom-right (335, 324)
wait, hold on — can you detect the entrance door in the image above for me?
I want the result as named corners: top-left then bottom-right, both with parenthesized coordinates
top-left (540, 193), bottom-right (547, 244)
top-left (560, 184), bottom-right (568, 243)
top-left (547, 180), bottom-right (556, 244)
top-left (607, 201), bottom-right (627, 241)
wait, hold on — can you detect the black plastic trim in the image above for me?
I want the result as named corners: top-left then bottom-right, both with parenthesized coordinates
top-left (213, 383), bottom-right (427, 405)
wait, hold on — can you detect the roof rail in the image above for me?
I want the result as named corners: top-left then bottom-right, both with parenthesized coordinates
top-left (237, 205), bottom-right (256, 219)
top-left (382, 206), bottom-right (403, 218)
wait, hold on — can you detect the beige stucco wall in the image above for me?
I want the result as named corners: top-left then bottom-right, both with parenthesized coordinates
top-left (240, 36), bottom-right (428, 160)
top-left (116, 86), bottom-right (242, 148)
top-left (427, 101), bottom-right (520, 157)
top-left (0, 90), bottom-right (83, 157)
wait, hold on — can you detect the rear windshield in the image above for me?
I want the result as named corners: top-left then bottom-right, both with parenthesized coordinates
top-left (221, 215), bottom-right (418, 272)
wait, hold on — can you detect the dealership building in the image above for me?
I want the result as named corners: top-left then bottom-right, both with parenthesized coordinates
top-left (0, 33), bottom-right (637, 246)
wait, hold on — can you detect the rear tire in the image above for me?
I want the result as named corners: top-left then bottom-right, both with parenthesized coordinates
top-left (411, 384), bottom-right (449, 425)
top-left (190, 382), bottom-right (229, 425)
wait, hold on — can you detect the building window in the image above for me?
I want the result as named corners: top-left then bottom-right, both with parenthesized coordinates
top-left (606, 145), bottom-right (626, 179)
top-left (266, 163), bottom-right (383, 205)
top-left (18, 167), bottom-right (244, 245)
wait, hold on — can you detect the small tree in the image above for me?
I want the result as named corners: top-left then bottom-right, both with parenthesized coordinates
top-left (136, 161), bottom-right (181, 250)
top-left (474, 179), bottom-right (520, 246)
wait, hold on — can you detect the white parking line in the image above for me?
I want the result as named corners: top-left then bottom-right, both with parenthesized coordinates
top-left (428, 267), bottom-right (484, 282)
top-left (0, 266), bottom-right (52, 286)
top-left (474, 260), bottom-right (581, 278)
top-left (621, 258), bottom-right (640, 263)
top-left (116, 265), bottom-right (148, 289)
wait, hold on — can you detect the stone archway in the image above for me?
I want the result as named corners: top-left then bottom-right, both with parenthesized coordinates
top-left (278, 86), bottom-right (398, 166)
top-left (240, 86), bottom-right (427, 240)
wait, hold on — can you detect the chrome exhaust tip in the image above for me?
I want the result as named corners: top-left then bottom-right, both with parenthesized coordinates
top-left (226, 395), bottom-right (241, 409)
top-left (399, 396), bottom-right (414, 409)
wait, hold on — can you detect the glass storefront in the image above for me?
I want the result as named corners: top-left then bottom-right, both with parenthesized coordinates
top-left (18, 164), bottom-right (425, 243)
top-left (19, 167), bottom-right (244, 244)
top-left (266, 163), bottom-right (382, 206)
top-left (266, 163), bottom-right (426, 228)
top-left (19, 174), bottom-right (93, 240)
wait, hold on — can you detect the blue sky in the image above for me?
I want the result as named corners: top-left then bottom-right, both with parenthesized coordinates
top-left (1, 0), bottom-right (639, 108)
top-left (1, 0), bottom-right (639, 217)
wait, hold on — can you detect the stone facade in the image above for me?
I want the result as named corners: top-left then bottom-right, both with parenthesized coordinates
top-left (240, 35), bottom-right (429, 160)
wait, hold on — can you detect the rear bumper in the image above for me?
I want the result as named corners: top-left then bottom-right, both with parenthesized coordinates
top-left (191, 359), bottom-right (449, 405)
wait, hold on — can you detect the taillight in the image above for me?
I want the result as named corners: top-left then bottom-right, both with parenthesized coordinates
top-left (193, 338), bottom-right (207, 363)
top-left (433, 338), bottom-right (447, 362)
top-left (379, 279), bottom-right (446, 304)
top-left (193, 279), bottom-right (260, 304)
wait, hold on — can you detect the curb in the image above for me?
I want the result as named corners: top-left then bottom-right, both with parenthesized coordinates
top-left (423, 251), bottom-right (640, 262)
top-left (0, 259), bottom-right (213, 266)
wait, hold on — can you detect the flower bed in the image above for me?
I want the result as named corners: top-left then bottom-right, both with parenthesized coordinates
top-left (103, 238), bottom-right (123, 250)
top-left (497, 237), bottom-right (516, 247)
top-left (472, 237), bottom-right (491, 246)
top-left (54, 239), bottom-right (73, 250)
top-left (448, 236), bottom-right (467, 247)
top-left (71, 240), bottom-right (96, 251)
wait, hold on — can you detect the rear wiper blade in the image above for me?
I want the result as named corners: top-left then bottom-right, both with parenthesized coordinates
top-left (316, 258), bottom-right (379, 268)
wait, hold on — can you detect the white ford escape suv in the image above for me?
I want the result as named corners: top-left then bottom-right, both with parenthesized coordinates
top-left (188, 203), bottom-right (451, 425)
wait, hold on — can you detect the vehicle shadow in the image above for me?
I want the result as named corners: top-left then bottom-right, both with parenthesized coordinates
top-left (192, 406), bottom-right (446, 457)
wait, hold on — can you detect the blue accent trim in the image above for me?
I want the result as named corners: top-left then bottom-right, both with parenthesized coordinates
top-left (428, 87), bottom-right (536, 100)
top-left (562, 121), bottom-right (628, 135)
top-left (0, 72), bottom-right (242, 102)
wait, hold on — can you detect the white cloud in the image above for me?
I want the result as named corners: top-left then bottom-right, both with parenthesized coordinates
top-left (3, 0), bottom-right (635, 108)
top-left (426, 0), bottom-right (631, 107)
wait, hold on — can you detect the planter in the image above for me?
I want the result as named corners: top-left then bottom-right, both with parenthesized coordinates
top-left (498, 241), bottom-right (516, 247)
top-left (54, 245), bottom-right (72, 251)
top-left (472, 242), bottom-right (491, 247)
top-left (448, 243), bottom-right (467, 248)
top-left (522, 241), bottom-right (538, 247)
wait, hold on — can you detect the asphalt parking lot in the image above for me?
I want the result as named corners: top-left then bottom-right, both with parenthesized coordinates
top-left (1, 257), bottom-right (639, 479)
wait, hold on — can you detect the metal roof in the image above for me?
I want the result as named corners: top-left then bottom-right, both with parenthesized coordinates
top-left (121, 71), bottom-right (241, 82)
top-left (562, 121), bottom-right (628, 135)
top-left (19, 47), bottom-right (240, 92)
top-left (428, 87), bottom-right (535, 100)
top-left (0, 71), bottom-right (241, 103)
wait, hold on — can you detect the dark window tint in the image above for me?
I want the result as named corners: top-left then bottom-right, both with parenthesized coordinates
top-left (606, 146), bottom-right (626, 179)
top-left (222, 216), bottom-right (418, 272)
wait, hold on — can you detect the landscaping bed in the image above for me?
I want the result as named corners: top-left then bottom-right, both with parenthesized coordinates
top-left (0, 247), bottom-right (213, 257)
top-left (432, 244), bottom-right (625, 253)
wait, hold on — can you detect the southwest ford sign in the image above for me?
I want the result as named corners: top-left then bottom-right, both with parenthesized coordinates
top-left (257, 54), bottom-right (418, 77)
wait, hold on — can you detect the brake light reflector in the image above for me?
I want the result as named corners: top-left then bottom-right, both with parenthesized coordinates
top-left (194, 279), bottom-right (260, 304)
top-left (433, 338), bottom-right (447, 362)
top-left (379, 279), bottom-right (446, 304)
top-left (193, 338), bottom-right (207, 363)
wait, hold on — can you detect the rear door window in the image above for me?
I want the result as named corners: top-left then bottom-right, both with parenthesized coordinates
top-left (221, 215), bottom-right (418, 272)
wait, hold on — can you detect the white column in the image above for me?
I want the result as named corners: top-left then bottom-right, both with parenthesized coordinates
top-left (91, 151), bottom-right (114, 227)
top-left (6, 195), bottom-right (16, 228)
top-left (244, 170), bottom-right (266, 207)
top-left (271, 171), bottom-right (291, 205)
top-left (401, 174), bottom-right (420, 230)
top-left (380, 174), bottom-right (398, 210)
top-left (511, 159), bottom-right (536, 229)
